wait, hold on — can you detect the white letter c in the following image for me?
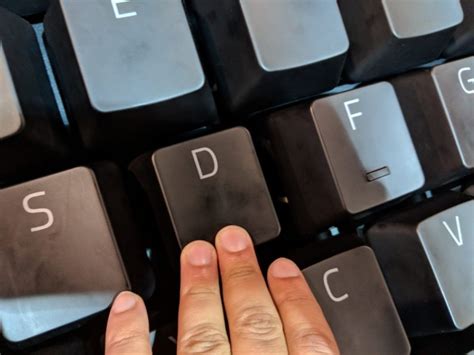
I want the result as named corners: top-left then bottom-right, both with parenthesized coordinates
top-left (323, 268), bottom-right (349, 303)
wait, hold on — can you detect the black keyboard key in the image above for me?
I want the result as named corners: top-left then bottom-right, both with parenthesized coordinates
top-left (444, 0), bottom-right (474, 59)
top-left (131, 127), bottom-right (280, 251)
top-left (265, 82), bottom-right (424, 236)
top-left (368, 195), bottom-right (474, 336)
top-left (429, 57), bottom-right (474, 164)
top-left (303, 246), bottom-right (410, 355)
top-left (188, 0), bottom-right (349, 116)
top-left (391, 56), bottom-right (474, 187)
top-left (0, 8), bottom-right (69, 182)
top-left (44, 0), bottom-right (217, 155)
top-left (0, 164), bottom-right (154, 344)
top-left (0, 0), bottom-right (49, 17)
top-left (338, 0), bottom-right (464, 82)
top-left (0, 167), bottom-right (129, 343)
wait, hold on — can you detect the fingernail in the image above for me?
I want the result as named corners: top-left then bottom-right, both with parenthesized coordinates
top-left (186, 242), bottom-right (213, 266)
top-left (219, 226), bottom-right (250, 253)
top-left (270, 259), bottom-right (300, 278)
top-left (112, 291), bottom-right (137, 314)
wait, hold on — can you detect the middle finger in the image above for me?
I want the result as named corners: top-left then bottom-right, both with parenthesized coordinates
top-left (215, 226), bottom-right (288, 355)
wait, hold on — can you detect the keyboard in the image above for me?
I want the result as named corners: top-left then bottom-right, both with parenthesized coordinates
top-left (0, 0), bottom-right (473, 354)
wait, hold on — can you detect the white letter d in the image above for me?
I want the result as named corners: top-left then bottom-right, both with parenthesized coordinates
top-left (192, 147), bottom-right (218, 180)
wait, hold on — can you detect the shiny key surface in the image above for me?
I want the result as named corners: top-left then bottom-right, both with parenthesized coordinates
top-left (137, 127), bottom-right (280, 248)
top-left (311, 82), bottom-right (424, 213)
top-left (240, 0), bottom-right (348, 71)
top-left (338, 0), bottom-right (464, 82)
top-left (56, 0), bottom-right (203, 113)
top-left (265, 82), bottom-right (425, 235)
top-left (381, 0), bottom-right (463, 39)
top-left (189, 0), bottom-right (349, 116)
top-left (44, 0), bottom-right (216, 154)
top-left (417, 201), bottom-right (474, 330)
top-left (303, 246), bottom-right (410, 355)
top-left (391, 56), bottom-right (474, 188)
top-left (0, 167), bottom-right (129, 343)
top-left (368, 196), bottom-right (474, 336)
top-left (431, 57), bottom-right (474, 168)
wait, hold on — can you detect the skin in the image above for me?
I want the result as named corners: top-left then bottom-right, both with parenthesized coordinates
top-left (105, 226), bottom-right (340, 355)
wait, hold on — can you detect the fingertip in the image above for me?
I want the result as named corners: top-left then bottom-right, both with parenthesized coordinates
top-left (216, 225), bottom-right (251, 240)
top-left (179, 241), bottom-right (219, 298)
top-left (215, 225), bottom-right (253, 253)
top-left (106, 291), bottom-right (151, 355)
top-left (111, 291), bottom-right (139, 314)
top-left (108, 291), bottom-right (148, 323)
top-left (217, 225), bottom-right (249, 236)
top-left (268, 258), bottom-right (301, 279)
top-left (181, 240), bottom-right (216, 267)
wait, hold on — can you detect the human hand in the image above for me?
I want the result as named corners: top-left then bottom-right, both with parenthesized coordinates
top-left (105, 226), bottom-right (339, 354)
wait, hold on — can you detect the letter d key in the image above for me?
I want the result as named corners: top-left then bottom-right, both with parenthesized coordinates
top-left (192, 147), bottom-right (218, 180)
top-left (132, 127), bottom-right (280, 249)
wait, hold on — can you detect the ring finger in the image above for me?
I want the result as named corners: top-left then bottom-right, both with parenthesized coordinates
top-left (267, 258), bottom-right (339, 355)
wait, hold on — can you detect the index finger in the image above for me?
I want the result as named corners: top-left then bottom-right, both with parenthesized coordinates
top-left (177, 241), bottom-right (230, 355)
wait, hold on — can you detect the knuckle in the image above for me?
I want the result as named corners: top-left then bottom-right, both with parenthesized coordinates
top-left (179, 323), bottom-right (230, 354)
top-left (106, 329), bottom-right (148, 353)
top-left (234, 305), bottom-right (283, 343)
top-left (278, 291), bottom-right (315, 309)
top-left (292, 327), bottom-right (339, 355)
top-left (226, 264), bottom-right (260, 283)
top-left (184, 285), bottom-right (219, 300)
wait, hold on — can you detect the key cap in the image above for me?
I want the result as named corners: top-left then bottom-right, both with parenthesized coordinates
top-left (391, 56), bottom-right (474, 187)
top-left (444, 0), bottom-right (474, 58)
top-left (131, 127), bottom-right (280, 256)
top-left (0, 164), bottom-right (153, 344)
top-left (188, 0), bottom-right (349, 116)
top-left (44, 0), bottom-right (217, 155)
top-left (338, 0), bottom-right (464, 82)
top-left (0, 8), bottom-right (69, 183)
top-left (265, 82), bottom-right (424, 236)
top-left (0, 0), bottom-right (49, 17)
top-left (303, 246), bottom-right (410, 355)
top-left (368, 194), bottom-right (474, 336)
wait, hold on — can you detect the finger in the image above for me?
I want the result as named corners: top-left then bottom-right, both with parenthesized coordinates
top-left (177, 241), bottom-right (230, 355)
top-left (215, 226), bottom-right (287, 355)
top-left (105, 291), bottom-right (152, 355)
top-left (268, 258), bottom-right (340, 355)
